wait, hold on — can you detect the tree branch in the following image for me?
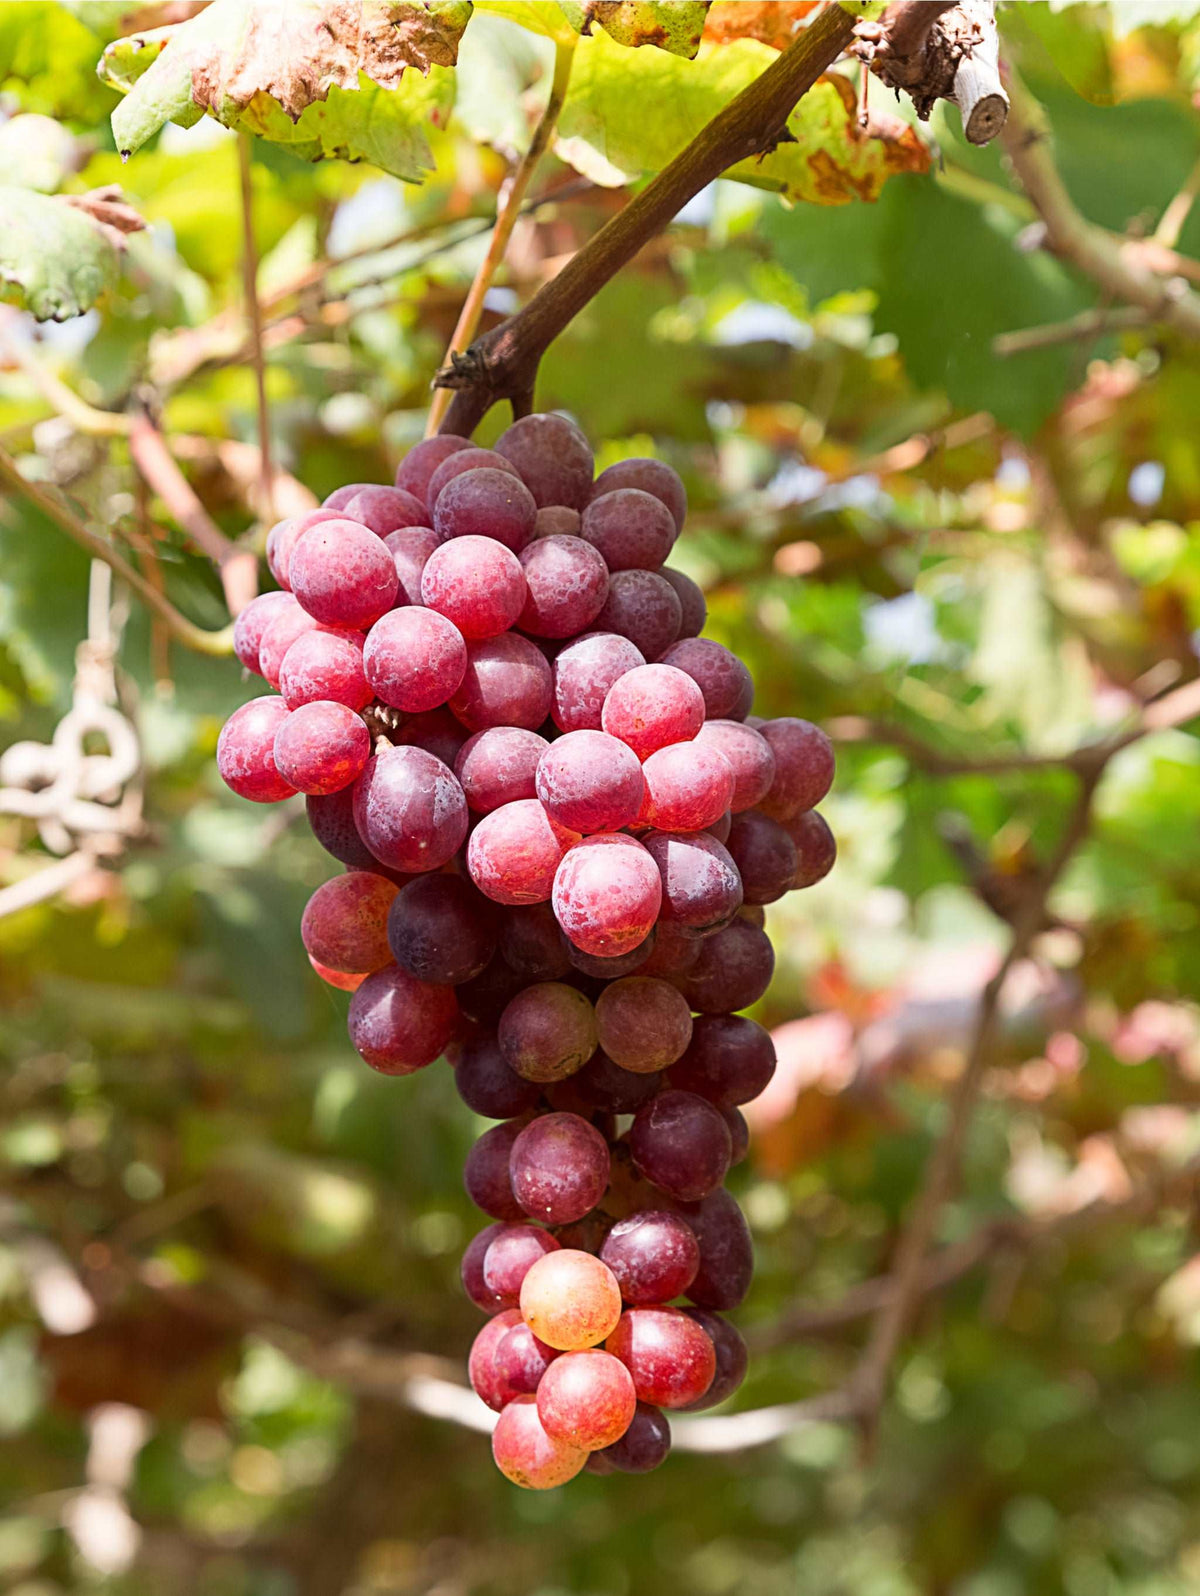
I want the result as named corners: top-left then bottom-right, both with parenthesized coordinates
top-left (434, 1), bottom-right (859, 436)
top-left (854, 1), bottom-right (1008, 146)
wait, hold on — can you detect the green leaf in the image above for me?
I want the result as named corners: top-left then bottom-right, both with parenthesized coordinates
top-left (0, 186), bottom-right (123, 319)
top-left (103, 0), bottom-right (469, 179)
top-left (0, 113), bottom-right (80, 193)
top-left (555, 34), bottom-right (928, 201)
top-left (476, 0), bottom-right (709, 54)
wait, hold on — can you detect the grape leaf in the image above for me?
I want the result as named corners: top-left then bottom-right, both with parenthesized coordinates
top-left (0, 113), bottom-right (81, 193)
top-left (556, 35), bottom-right (928, 201)
top-left (701, 2), bottom-right (819, 49)
top-left (0, 184), bottom-right (144, 320)
top-left (101, 0), bottom-right (469, 180)
top-left (475, 0), bottom-right (710, 56)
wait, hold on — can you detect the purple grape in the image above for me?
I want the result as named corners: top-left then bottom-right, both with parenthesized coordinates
top-left (694, 720), bottom-right (776, 811)
top-left (581, 488), bottom-right (676, 571)
top-left (347, 963), bottom-right (460, 1074)
top-left (552, 835), bottom-right (662, 959)
top-left (784, 808), bottom-right (837, 887)
top-left (421, 534), bottom-right (527, 639)
top-left (495, 413), bottom-right (594, 511)
top-left (462, 1222), bottom-right (508, 1313)
top-left (629, 1090), bottom-right (732, 1202)
top-left (642, 830), bottom-right (743, 931)
top-left (387, 873), bottom-right (496, 985)
top-left (595, 570), bottom-right (682, 661)
top-left (394, 434), bottom-right (472, 505)
top-left (566, 930), bottom-right (656, 980)
top-left (279, 627), bottom-right (371, 711)
top-left (290, 518), bottom-right (399, 629)
top-left (535, 730), bottom-right (645, 835)
top-left (426, 447), bottom-right (520, 510)
top-left (660, 566), bottom-right (706, 637)
top-left (591, 458), bottom-right (686, 532)
top-left (659, 638), bottom-right (753, 722)
top-left (499, 903), bottom-right (573, 981)
top-left (450, 634), bottom-right (553, 732)
top-left (465, 1121), bottom-right (526, 1220)
top-left (483, 1223), bottom-right (560, 1306)
top-left (682, 1186), bottom-right (753, 1310)
top-left (534, 506), bottom-right (581, 537)
top-left (758, 717), bottom-right (835, 820)
top-left (510, 1112), bottom-right (610, 1224)
top-left (233, 590), bottom-right (297, 675)
top-left (432, 467), bottom-right (537, 553)
top-left (493, 1321), bottom-right (558, 1397)
top-left (600, 1212), bottom-right (700, 1305)
top-left (352, 746), bottom-right (468, 874)
top-left (498, 981), bottom-right (598, 1083)
top-left (669, 1014), bottom-right (776, 1107)
top-left (571, 1048), bottom-right (662, 1114)
top-left (518, 535), bottom-right (609, 638)
top-left (595, 977), bottom-right (693, 1073)
top-left (454, 727), bottom-right (548, 814)
top-left (306, 788), bottom-right (378, 870)
top-left (456, 953), bottom-right (525, 1026)
top-left (596, 1401), bottom-right (671, 1473)
top-left (726, 810), bottom-right (799, 905)
top-left (341, 484), bottom-right (427, 536)
top-left (453, 1032), bottom-right (541, 1118)
top-left (722, 1105), bottom-right (749, 1164)
top-left (383, 525), bottom-right (438, 605)
top-left (676, 919), bottom-right (775, 1016)
top-left (678, 1308), bottom-right (748, 1409)
top-left (392, 708), bottom-right (469, 769)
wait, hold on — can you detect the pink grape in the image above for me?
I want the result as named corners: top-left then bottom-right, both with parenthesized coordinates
top-left (483, 1223), bottom-right (561, 1305)
top-left (347, 962), bottom-right (459, 1074)
top-left (498, 902), bottom-right (572, 982)
top-left (510, 1112), bottom-right (610, 1224)
top-left (638, 742), bottom-right (734, 833)
top-left (433, 467), bottom-right (537, 553)
top-left (552, 632), bottom-right (646, 733)
top-left (694, 720), bottom-right (776, 811)
top-left (469, 1308), bottom-right (523, 1409)
top-left (392, 707), bottom-right (467, 768)
top-left (491, 1395), bottom-right (587, 1489)
top-left (642, 830), bottom-right (743, 931)
top-left (450, 633), bottom-right (553, 732)
top-left (266, 507), bottom-right (342, 590)
top-left (726, 810), bottom-right (799, 904)
top-left (278, 627), bottom-right (370, 711)
top-left (595, 976), bottom-right (692, 1073)
top-left (386, 873), bottom-right (496, 985)
top-left (660, 566), bottom-right (706, 637)
top-left (630, 1089), bottom-right (732, 1202)
top-left (552, 835), bottom-right (662, 958)
top-left (341, 484), bottom-right (427, 536)
top-left (682, 1186), bottom-right (753, 1310)
top-left (394, 434), bottom-right (472, 505)
top-left (217, 697), bottom-right (296, 802)
top-left (534, 506), bottom-right (581, 537)
top-left (300, 871), bottom-right (398, 974)
top-left (363, 608), bottom-right (467, 713)
top-left (537, 1350), bottom-right (636, 1451)
top-left (669, 1013), bottom-right (776, 1107)
top-left (306, 788), bottom-right (377, 870)
top-left (785, 809), bottom-right (837, 887)
top-left (495, 412), bottom-right (594, 511)
top-left (455, 727), bottom-right (547, 814)
top-left (519, 1250), bottom-right (622, 1350)
top-left (453, 1032), bottom-right (540, 1119)
top-left (493, 1321), bottom-right (558, 1399)
top-left (274, 700), bottom-right (370, 795)
top-left (601, 664), bottom-right (705, 760)
top-left (352, 746), bottom-right (468, 873)
top-left (289, 518), bottom-right (399, 629)
top-left (462, 1223), bottom-right (508, 1313)
top-left (581, 487), bottom-right (675, 571)
top-left (465, 1122), bottom-right (526, 1221)
top-left (595, 569), bottom-right (682, 660)
top-left (600, 1212), bottom-right (700, 1305)
top-left (426, 447), bottom-right (520, 510)
top-left (535, 730), bottom-right (645, 835)
top-left (499, 982), bottom-right (598, 1083)
top-left (596, 1401), bottom-right (671, 1473)
top-left (322, 482), bottom-right (377, 511)
top-left (383, 525), bottom-right (438, 605)
top-left (233, 590), bottom-right (297, 674)
top-left (258, 604), bottom-right (323, 688)
top-left (659, 637), bottom-right (753, 721)
top-left (758, 717), bottom-right (836, 819)
top-left (467, 799), bottom-right (580, 905)
top-left (676, 919), bottom-right (775, 1015)
top-left (591, 457), bottom-right (686, 532)
top-left (678, 1308), bottom-right (748, 1409)
top-left (420, 534), bottom-right (527, 639)
top-left (517, 535), bottom-right (609, 638)
top-left (605, 1306), bottom-right (715, 1409)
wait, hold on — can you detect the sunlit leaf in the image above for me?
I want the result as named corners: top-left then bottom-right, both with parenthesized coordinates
top-left (476, 0), bottom-right (709, 55)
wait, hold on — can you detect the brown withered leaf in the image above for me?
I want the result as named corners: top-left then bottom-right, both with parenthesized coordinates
top-left (63, 186), bottom-right (148, 252)
top-left (702, 1), bottom-right (819, 50)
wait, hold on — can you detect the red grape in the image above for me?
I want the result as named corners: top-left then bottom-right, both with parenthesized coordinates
top-left (493, 1320), bottom-right (558, 1399)
top-left (453, 1032), bottom-right (541, 1118)
top-left (273, 699), bottom-right (370, 795)
top-left (387, 873), bottom-right (496, 985)
top-left (217, 696), bottom-right (296, 802)
top-left (492, 1395), bottom-right (587, 1489)
top-left (595, 977), bottom-right (692, 1073)
top-left (552, 632), bottom-right (646, 733)
top-left (629, 1089), bottom-right (732, 1202)
top-left (499, 981), bottom-right (598, 1083)
top-left (601, 664), bottom-right (705, 760)
top-left (660, 566), bottom-right (706, 637)
top-left (595, 570), bottom-right (682, 660)
top-left (258, 604), bottom-right (323, 689)
top-left (323, 482), bottom-right (376, 511)
top-left (605, 1306), bottom-right (715, 1409)
top-left (499, 902), bottom-right (572, 981)
top-left (300, 871), bottom-right (398, 974)
top-left (383, 525), bottom-right (438, 605)
top-left (694, 720), bottom-right (776, 811)
top-left (638, 921), bottom-right (701, 979)
top-left (722, 1105), bottom-right (749, 1164)
top-left (266, 507), bottom-right (343, 590)
top-left (510, 1112), bottom-right (610, 1224)
top-left (638, 742), bottom-right (734, 833)
top-left (600, 1212), bottom-right (700, 1305)
top-left (784, 808), bottom-right (837, 887)
top-left (517, 535), bottom-right (609, 638)
top-left (421, 534), bottom-right (527, 639)
top-left (758, 717), bottom-right (835, 819)
top-left (455, 726), bottom-right (547, 818)
top-left (591, 457), bottom-right (686, 532)
top-left (535, 730), bottom-right (645, 835)
top-left (538, 1349), bottom-right (636, 1451)
top-left (596, 1401), bottom-right (671, 1473)
top-left (552, 834), bottom-right (662, 958)
top-left (363, 608), bottom-right (467, 713)
top-left (309, 957), bottom-right (365, 992)
top-left (433, 467), bottom-right (537, 553)
top-left (581, 488), bottom-right (675, 571)
top-left (519, 1249), bottom-right (622, 1350)
top-left (726, 810), bottom-right (798, 904)
top-left (571, 1048), bottom-right (662, 1114)
top-left (352, 746), bottom-right (468, 873)
top-left (463, 1223), bottom-right (508, 1313)
top-left (306, 788), bottom-right (377, 869)
top-left (290, 518), bottom-right (399, 629)
top-left (469, 1307), bottom-right (523, 1408)
top-left (341, 484), bottom-right (427, 536)
top-left (659, 638), bottom-right (753, 721)
top-left (426, 448), bottom-right (520, 510)
top-left (234, 590), bottom-right (297, 675)
top-left (394, 434), bottom-right (472, 505)
top-left (682, 1186), bottom-right (753, 1310)
top-left (450, 634), bottom-right (553, 732)
top-left (707, 810), bottom-right (732, 844)
top-left (347, 963), bottom-right (459, 1074)
top-left (676, 919), bottom-right (775, 1016)
top-left (678, 1308), bottom-right (748, 1409)
top-left (566, 932), bottom-right (656, 980)
top-left (278, 627), bottom-right (370, 711)
top-left (467, 799), bottom-right (580, 905)
top-left (465, 1122), bottom-right (526, 1221)
top-left (495, 413), bottom-right (594, 511)
top-left (669, 1013), bottom-right (776, 1107)
top-left (642, 830), bottom-right (742, 931)
top-left (483, 1223), bottom-right (561, 1306)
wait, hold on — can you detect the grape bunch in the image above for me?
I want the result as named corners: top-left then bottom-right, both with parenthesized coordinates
top-left (217, 412), bottom-right (836, 1488)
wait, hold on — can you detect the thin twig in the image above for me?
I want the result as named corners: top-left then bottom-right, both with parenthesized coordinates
top-left (0, 851), bottom-right (97, 919)
top-left (0, 443), bottom-right (234, 656)
top-left (1152, 153), bottom-right (1200, 251)
top-left (426, 35), bottom-right (576, 437)
top-left (994, 304), bottom-right (1151, 356)
top-left (0, 332), bottom-right (132, 436)
top-left (238, 133), bottom-right (274, 527)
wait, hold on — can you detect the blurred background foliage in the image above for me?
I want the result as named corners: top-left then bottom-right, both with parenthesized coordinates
top-left (2, 1), bottom-right (1200, 1592)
